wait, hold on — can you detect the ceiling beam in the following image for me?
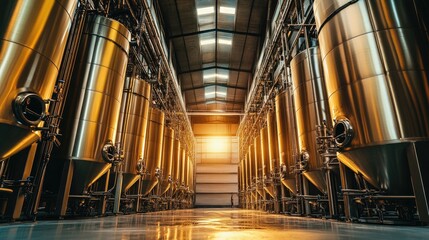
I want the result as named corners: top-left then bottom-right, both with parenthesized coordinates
top-left (169, 28), bottom-right (260, 39)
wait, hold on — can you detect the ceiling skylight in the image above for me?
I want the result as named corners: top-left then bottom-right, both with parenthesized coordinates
top-left (203, 73), bottom-right (229, 80)
top-left (218, 38), bottom-right (232, 45)
top-left (200, 39), bottom-right (216, 46)
top-left (197, 6), bottom-right (215, 16)
top-left (200, 38), bottom-right (232, 46)
top-left (219, 6), bottom-right (236, 15)
top-left (205, 86), bottom-right (227, 99)
top-left (204, 91), bottom-right (227, 97)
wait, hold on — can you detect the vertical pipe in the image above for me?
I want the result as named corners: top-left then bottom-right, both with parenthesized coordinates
top-left (113, 171), bottom-right (122, 214)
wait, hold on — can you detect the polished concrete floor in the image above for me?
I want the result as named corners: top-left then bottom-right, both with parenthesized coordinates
top-left (1, 209), bottom-right (429, 239)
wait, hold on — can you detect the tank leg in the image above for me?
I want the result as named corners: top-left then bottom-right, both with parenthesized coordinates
top-left (113, 170), bottom-right (123, 214)
top-left (301, 176), bottom-right (311, 215)
top-left (407, 141), bottom-right (429, 223)
top-left (55, 159), bottom-right (74, 217)
top-left (4, 143), bottom-right (37, 220)
top-left (98, 169), bottom-right (110, 215)
top-left (280, 184), bottom-right (286, 213)
top-left (326, 167), bottom-right (339, 218)
top-left (274, 183), bottom-right (280, 213)
top-left (339, 162), bottom-right (358, 221)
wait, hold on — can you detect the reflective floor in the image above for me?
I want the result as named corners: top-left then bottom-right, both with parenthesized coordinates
top-left (1, 209), bottom-right (429, 239)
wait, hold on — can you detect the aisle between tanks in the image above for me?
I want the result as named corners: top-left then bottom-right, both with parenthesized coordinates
top-left (1, 209), bottom-right (428, 240)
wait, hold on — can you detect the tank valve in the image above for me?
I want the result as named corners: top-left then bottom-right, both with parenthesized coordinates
top-left (333, 119), bottom-right (354, 148)
top-left (155, 168), bottom-right (161, 178)
top-left (13, 92), bottom-right (46, 126)
top-left (300, 151), bottom-right (309, 170)
top-left (101, 140), bottom-right (118, 163)
top-left (136, 158), bottom-right (145, 175)
top-left (281, 163), bottom-right (287, 177)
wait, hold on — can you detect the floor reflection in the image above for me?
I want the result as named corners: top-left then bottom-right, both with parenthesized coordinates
top-left (0, 209), bottom-right (428, 239)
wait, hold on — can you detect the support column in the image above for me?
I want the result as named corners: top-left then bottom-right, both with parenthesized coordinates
top-left (55, 159), bottom-right (74, 217)
top-left (339, 162), bottom-right (358, 221)
top-left (5, 143), bottom-right (38, 220)
top-left (407, 141), bottom-right (429, 223)
top-left (326, 166), bottom-right (339, 218)
top-left (98, 169), bottom-right (110, 215)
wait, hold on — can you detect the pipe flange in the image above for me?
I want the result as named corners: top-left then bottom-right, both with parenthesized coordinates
top-left (136, 158), bottom-right (145, 175)
top-left (13, 92), bottom-right (46, 126)
top-left (333, 119), bottom-right (354, 148)
top-left (300, 150), bottom-right (309, 170)
top-left (101, 140), bottom-right (116, 163)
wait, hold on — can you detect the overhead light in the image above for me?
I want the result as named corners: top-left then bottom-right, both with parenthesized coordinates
top-left (204, 73), bottom-right (229, 79)
top-left (220, 6), bottom-right (236, 15)
top-left (217, 91), bottom-right (227, 96)
top-left (218, 38), bottom-right (232, 45)
top-left (197, 6), bottom-right (215, 16)
top-left (200, 39), bottom-right (216, 46)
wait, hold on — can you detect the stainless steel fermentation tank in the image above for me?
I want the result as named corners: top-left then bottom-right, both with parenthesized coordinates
top-left (254, 134), bottom-right (264, 197)
top-left (244, 151), bottom-right (251, 208)
top-left (179, 147), bottom-right (187, 187)
top-left (141, 108), bottom-right (165, 196)
top-left (243, 153), bottom-right (249, 196)
top-left (267, 111), bottom-right (280, 211)
top-left (239, 159), bottom-right (245, 203)
top-left (187, 156), bottom-right (194, 193)
top-left (291, 47), bottom-right (330, 194)
top-left (261, 126), bottom-right (274, 198)
top-left (160, 127), bottom-right (175, 195)
top-left (275, 91), bottom-right (298, 194)
top-left (267, 111), bottom-right (279, 177)
top-left (183, 153), bottom-right (190, 189)
top-left (248, 144), bottom-right (256, 203)
top-left (55, 15), bottom-right (130, 196)
top-left (171, 138), bottom-right (181, 188)
top-left (116, 78), bottom-right (151, 192)
top-left (0, 0), bottom-right (77, 160)
top-left (314, 0), bottom-right (429, 220)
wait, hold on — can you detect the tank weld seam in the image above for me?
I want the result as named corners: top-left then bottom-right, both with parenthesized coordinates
top-left (325, 72), bottom-right (386, 99)
top-left (1, 39), bottom-right (61, 70)
top-left (317, 0), bottom-right (359, 33)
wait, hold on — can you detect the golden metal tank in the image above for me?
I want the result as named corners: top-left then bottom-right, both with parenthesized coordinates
top-left (243, 154), bottom-right (247, 193)
top-left (314, 0), bottom-right (429, 195)
top-left (160, 127), bottom-right (175, 195)
top-left (171, 138), bottom-right (181, 187)
top-left (183, 153), bottom-right (190, 188)
top-left (116, 78), bottom-right (151, 192)
top-left (253, 134), bottom-right (264, 197)
top-left (56, 15), bottom-right (130, 194)
top-left (275, 91), bottom-right (298, 194)
top-left (267, 111), bottom-right (279, 173)
top-left (291, 47), bottom-right (330, 194)
top-left (179, 146), bottom-right (186, 186)
top-left (0, 0), bottom-right (77, 160)
top-left (261, 126), bottom-right (274, 198)
top-left (141, 108), bottom-right (165, 196)
top-left (248, 144), bottom-right (256, 198)
top-left (187, 156), bottom-right (194, 191)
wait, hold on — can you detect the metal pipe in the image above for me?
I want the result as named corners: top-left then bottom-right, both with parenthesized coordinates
top-left (113, 170), bottom-right (123, 214)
